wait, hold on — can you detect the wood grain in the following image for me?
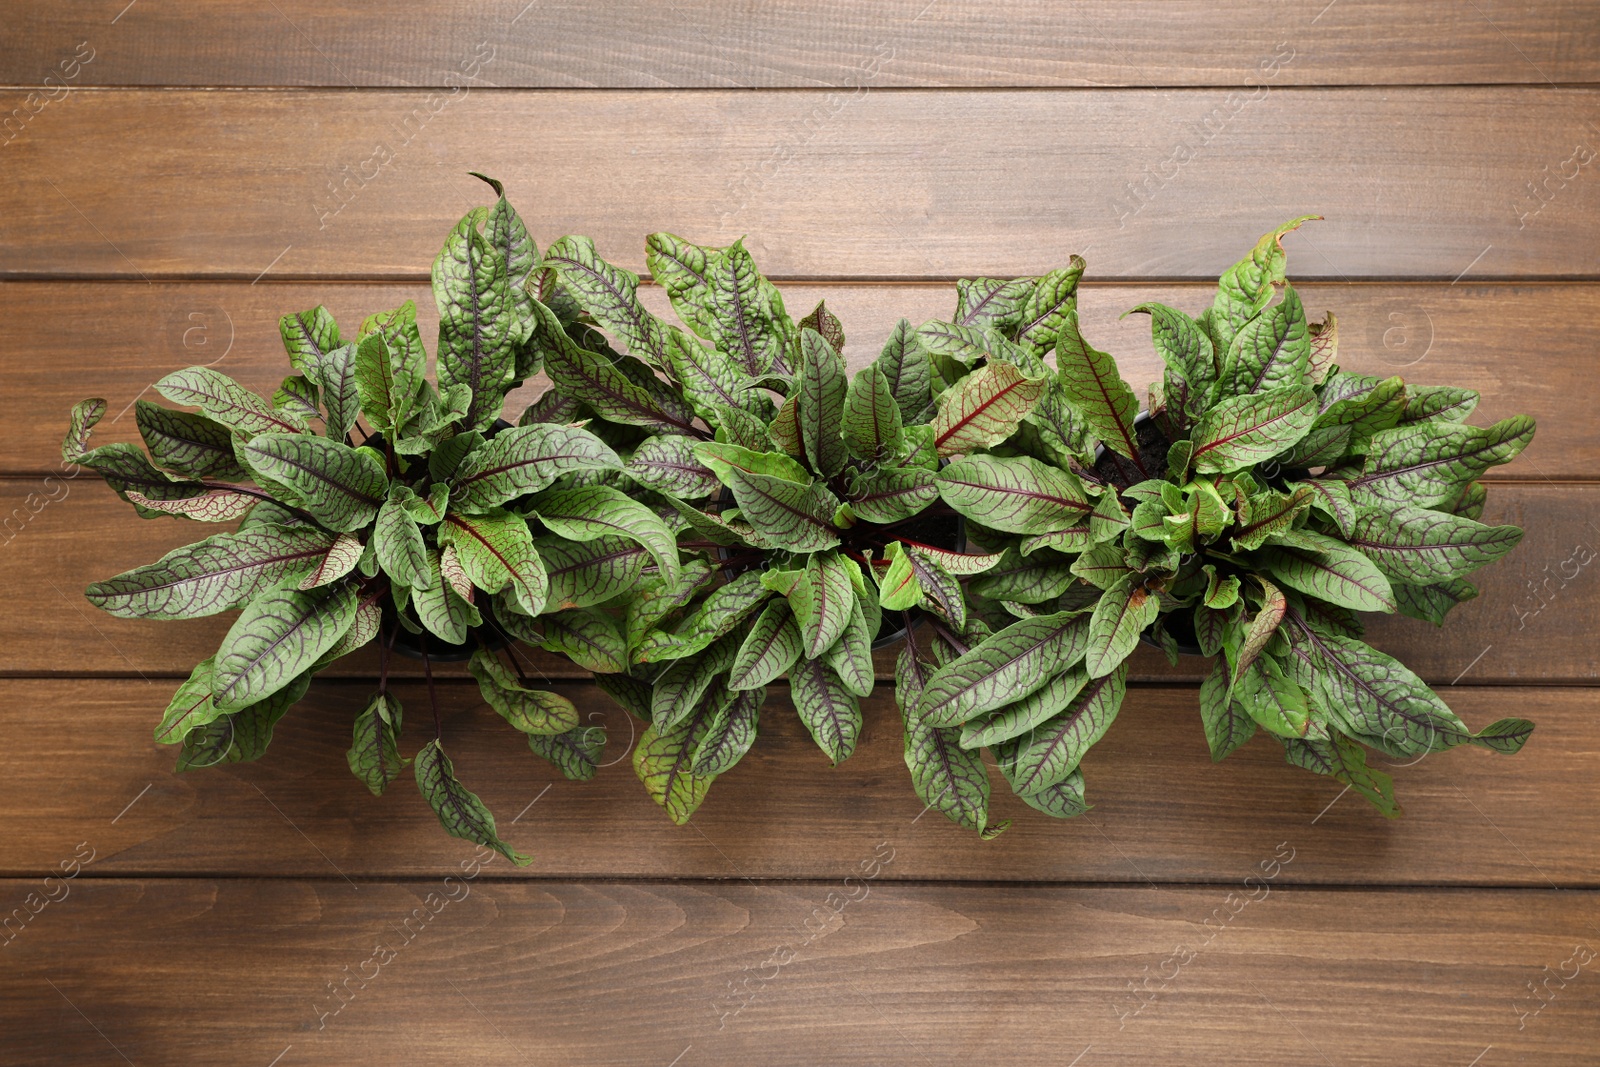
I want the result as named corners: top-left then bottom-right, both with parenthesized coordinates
top-left (3, 280), bottom-right (1591, 478)
top-left (4, 89), bottom-right (1597, 280)
top-left (5, 479), bottom-right (1588, 683)
top-left (8, 1), bottom-right (1596, 88)
top-left (2, 878), bottom-right (1595, 1066)
top-left (3, 678), bottom-right (1592, 885)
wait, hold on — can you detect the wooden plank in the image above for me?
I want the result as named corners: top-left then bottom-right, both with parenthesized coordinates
top-left (4, 279), bottom-right (1592, 479)
top-left (2, 878), bottom-right (1595, 1065)
top-left (2, 678), bottom-right (1593, 884)
top-left (4, 479), bottom-right (1589, 683)
top-left (7, 2), bottom-right (1595, 88)
top-left (3, 89), bottom-right (1598, 279)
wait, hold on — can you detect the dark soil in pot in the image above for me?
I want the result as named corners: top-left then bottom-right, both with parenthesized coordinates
top-left (1091, 412), bottom-right (1172, 493)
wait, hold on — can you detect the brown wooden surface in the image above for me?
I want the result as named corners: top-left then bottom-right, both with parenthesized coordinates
top-left (9, 0), bottom-right (1598, 87)
top-left (3, 678), bottom-right (1593, 886)
top-left (4, 89), bottom-right (1600, 281)
top-left (2, 5), bottom-right (1595, 1063)
top-left (3, 880), bottom-right (1597, 1066)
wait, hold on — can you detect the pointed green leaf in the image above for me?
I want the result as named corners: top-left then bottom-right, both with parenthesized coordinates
top-left (1260, 530), bottom-right (1395, 613)
top-left (450, 424), bottom-right (621, 512)
top-left (960, 666), bottom-right (1087, 749)
top-left (1191, 386), bottom-right (1316, 474)
top-left (1346, 416), bottom-right (1536, 509)
top-left (822, 597), bottom-right (876, 698)
top-left (994, 664), bottom-right (1124, 795)
top-left (212, 584), bottom-right (357, 712)
top-left (1283, 732), bottom-right (1399, 818)
top-left (842, 364), bottom-right (904, 460)
top-left (1220, 284), bottom-right (1311, 397)
top-left (530, 298), bottom-right (699, 435)
top-left (692, 440), bottom-right (809, 486)
top-left (155, 366), bottom-right (305, 437)
top-left (526, 607), bottom-right (627, 674)
top-left (348, 692), bottom-right (406, 796)
top-left (693, 687), bottom-right (762, 776)
top-left (154, 657), bottom-right (222, 744)
top-left (846, 465), bottom-right (938, 523)
top-left (625, 435), bottom-right (719, 499)
top-left (1054, 310), bottom-right (1143, 467)
top-left (930, 359), bottom-right (1046, 458)
top-left (665, 326), bottom-right (759, 418)
top-left (442, 510), bottom-right (547, 615)
top-left (241, 433), bottom-right (387, 532)
top-left (797, 328), bottom-right (849, 477)
top-left (135, 401), bottom-right (247, 480)
top-left (787, 551), bottom-right (857, 659)
top-left (433, 209), bottom-right (519, 431)
top-left (279, 305), bottom-right (340, 375)
top-left (296, 531), bottom-right (364, 590)
top-left (175, 672), bottom-right (310, 771)
top-left (634, 699), bottom-right (720, 825)
top-left (706, 241), bottom-right (792, 377)
top-left (1208, 216), bottom-right (1319, 351)
top-left (1199, 661), bottom-right (1256, 760)
top-left (1084, 575), bottom-right (1159, 678)
top-left (544, 234), bottom-right (670, 368)
top-left (728, 598), bottom-right (805, 690)
top-left (1127, 302), bottom-right (1215, 425)
top-left (969, 548), bottom-right (1078, 604)
top-left (937, 453), bottom-right (1091, 535)
top-left (633, 571), bottom-right (771, 664)
top-left (790, 657), bottom-right (863, 765)
top-left (412, 548), bottom-right (480, 643)
top-left (86, 525), bottom-right (337, 619)
top-left (646, 231), bottom-right (716, 336)
top-left (875, 317), bottom-right (932, 421)
top-left (527, 485), bottom-right (679, 590)
top-left (536, 534), bottom-right (651, 610)
top-left (415, 739), bottom-right (530, 864)
top-left (721, 467), bottom-right (841, 552)
top-left (527, 724), bottom-right (606, 782)
top-left (468, 650), bottom-right (581, 735)
top-left (915, 612), bottom-right (1090, 726)
top-left (374, 489), bottom-right (429, 589)
top-left (1347, 505), bottom-right (1523, 585)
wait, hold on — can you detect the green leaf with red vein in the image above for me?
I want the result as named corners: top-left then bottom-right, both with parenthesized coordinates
top-left (241, 433), bottom-right (387, 533)
top-left (415, 739), bottom-right (531, 865)
top-left (1347, 505), bottom-right (1524, 585)
top-left (1259, 529), bottom-right (1395, 613)
top-left (1345, 416), bottom-right (1536, 509)
top-left (915, 612), bottom-right (1090, 727)
top-left (1191, 385), bottom-right (1316, 474)
top-left (450, 424), bottom-right (621, 512)
top-left (527, 485), bottom-right (679, 590)
top-left (156, 366), bottom-right (306, 438)
top-left (1084, 575), bottom-right (1159, 678)
top-left (87, 524), bottom-right (338, 619)
top-left (1208, 215), bottom-right (1319, 352)
top-left (936, 453), bottom-right (1091, 535)
top-left (442, 509), bottom-right (548, 615)
top-left (722, 467), bottom-right (841, 552)
top-left (994, 664), bottom-right (1124, 795)
top-left (930, 360), bottom-right (1046, 458)
top-left (544, 234), bottom-right (671, 368)
top-left (1054, 310), bottom-right (1143, 468)
top-left (212, 584), bottom-right (358, 713)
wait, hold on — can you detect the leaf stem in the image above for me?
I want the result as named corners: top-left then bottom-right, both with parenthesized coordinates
top-left (419, 631), bottom-right (441, 740)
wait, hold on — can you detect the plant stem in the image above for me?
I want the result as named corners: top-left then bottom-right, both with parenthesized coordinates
top-left (931, 620), bottom-right (969, 656)
top-left (419, 631), bottom-right (441, 740)
top-left (378, 623), bottom-right (393, 696)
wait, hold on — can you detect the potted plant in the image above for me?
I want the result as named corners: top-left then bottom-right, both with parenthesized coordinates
top-left (526, 231), bottom-right (1085, 829)
top-left (61, 176), bottom-right (681, 864)
top-left (912, 216), bottom-right (1537, 829)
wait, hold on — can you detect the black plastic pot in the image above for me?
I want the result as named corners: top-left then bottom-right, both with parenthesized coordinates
top-left (1140, 609), bottom-right (1204, 657)
top-left (384, 594), bottom-right (509, 662)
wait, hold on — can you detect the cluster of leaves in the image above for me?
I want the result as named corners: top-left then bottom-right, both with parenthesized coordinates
top-left (907, 216), bottom-right (1537, 827)
top-left (63, 175), bottom-right (692, 865)
top-left (71, 188), bottom-right (1539, 859)
top-left (524, 231), bottom-right (1088, 829)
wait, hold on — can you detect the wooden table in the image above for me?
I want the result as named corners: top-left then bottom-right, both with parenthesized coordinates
top-left (2, 3), bottom-right (1596, 1063)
